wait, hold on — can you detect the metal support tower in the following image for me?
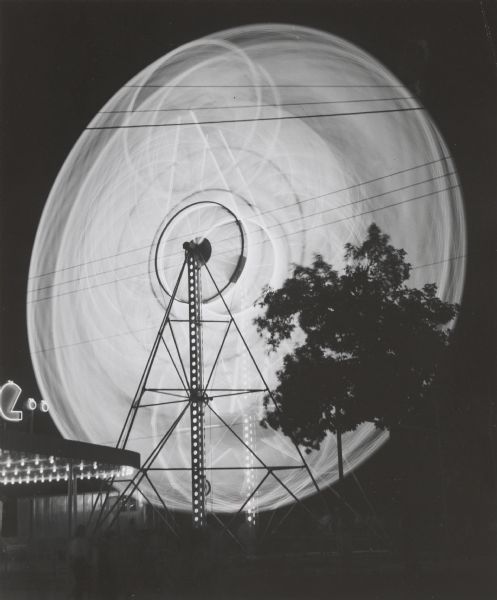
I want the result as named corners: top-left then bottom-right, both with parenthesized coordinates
top-left (89, 235), bottom-right (326, 543)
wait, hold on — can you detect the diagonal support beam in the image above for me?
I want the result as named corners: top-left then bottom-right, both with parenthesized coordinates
top-left (204, 319), bottom-right (232, 390)
top-left (160, 335), bottom-right (189, 393)
top-left (207, 403), bottom-right (317, 523)
top-left (94, 401), bottom-right (191, 533)
top-left (143, 472), bottom-right (180, 540)
top-left (167, 320), bottom-right (191, 391)
top-left (118, 257), bottom-right (188, 449)
top-left (135, 487), bottom-right (180, 542)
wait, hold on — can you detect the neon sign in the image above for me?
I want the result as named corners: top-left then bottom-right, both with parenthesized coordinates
top-left (0, 381), bottom-right (22, 422)
top-left (0, 381), bottom-right (48, 422)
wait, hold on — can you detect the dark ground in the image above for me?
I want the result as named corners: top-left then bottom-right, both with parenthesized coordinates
top-left (1, 550), bottom-right (497, 599)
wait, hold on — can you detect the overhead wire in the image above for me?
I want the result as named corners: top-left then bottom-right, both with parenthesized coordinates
top-left (28, 156), bottom-right (450, 281)
top-left (28, 181), bottom-right (459, 304)
top-left (123, 84), bottom-right (406, 88)
top-left (28, 162), bottom-right (454, 294)
top-left (98, 95), bottom-right (415, 115)
top-left (86, 106), bottom-right (423, 131)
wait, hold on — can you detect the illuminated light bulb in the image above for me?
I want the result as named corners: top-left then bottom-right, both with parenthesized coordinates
top-left (93, 462), bottom-right (97, 470)
top-left (34, 475), bottom-right (38, 483)
top-left (52, 465), bottom-right (56, 473)
top-left (35, 455), bottom-right (40, 466)
top-left (49, 456), bottom-right (54, 464)
top-left (39, 466), bottom-right (43, 474)
top-left (6, 459), bottom-right (11, 468)
top-left (65, 464), bottom-right (70, 472)
top-left (27, 467), bottom-right (31, 474)
top-left (48, 475), bottom-right (52, 482)
top-left (79, 461), bottom-right (84, 471)
top-left (11, 477), bottom-right (15, 484)
top-left (1, 470), bottom-right (5, 477)
top-left (64, 475), bottom-right (68, 481)
top-left (20, 458), bottom-right (25, 467)
top-left (14, 468), bottom-right (18, 476)
top-left (56, 474), bottom-right (60, 482)
top-left (3, 477), bottom-right (7, 485)
top-left (41, 475), bottom-right (45, 482)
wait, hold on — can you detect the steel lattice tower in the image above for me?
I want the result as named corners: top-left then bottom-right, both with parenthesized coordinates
top-left (90, 235), bottom-right (324, 540)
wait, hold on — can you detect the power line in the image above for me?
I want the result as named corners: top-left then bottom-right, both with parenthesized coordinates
top-left (412, 254), bottom-right (468, 271)
top-left (28, 183), bottom-right (459, 305)
top-left (165, 182), bottom-right (461, 265)
top-left (247, 171), bottom-right (455, 238)
top-left (27, 268), bottom-right (150, 304)
top-left (253, 184), bottom-right (460, 247)
top-left (124, 84), bottom-right (406, 89)
top-left (30, 248), bottom-right (466, 356)
top-left (86, 106), bottom-right (423, 131)
top-left (29, 243), bottom-right (153, 281)
top-left (99, 96), bottom-right (414, 115)
top-left (27, 170), bottom-right (454, 296)
top-left (30, 324), bottom-right (158, 354)
top-left (164, 181), bottom-right (460, 267)
top-left (28, 156), bottom-right (450, 282)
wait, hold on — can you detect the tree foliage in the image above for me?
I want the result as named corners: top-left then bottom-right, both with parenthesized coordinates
top-left (255, 223), bottom-right (458, 451)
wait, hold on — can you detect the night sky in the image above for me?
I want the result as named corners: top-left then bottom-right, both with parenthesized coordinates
top-left (0, 0), bottom-right (495, 453)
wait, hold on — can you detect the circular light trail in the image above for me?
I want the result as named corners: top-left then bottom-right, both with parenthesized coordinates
top-left (154, 197), bottom-right (246, 304)
top-left (27, 24), bottom-right (466, 513)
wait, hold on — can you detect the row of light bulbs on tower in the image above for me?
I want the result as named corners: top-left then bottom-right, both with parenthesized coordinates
top-left (244, 414), bottom-right (258, 525)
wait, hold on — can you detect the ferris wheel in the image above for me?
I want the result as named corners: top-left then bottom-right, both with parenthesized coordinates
top-left (27, 24), bottom-right (466, 520)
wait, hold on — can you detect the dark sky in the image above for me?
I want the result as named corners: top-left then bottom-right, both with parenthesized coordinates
top-left (0, 0), bottom-right (496, 430)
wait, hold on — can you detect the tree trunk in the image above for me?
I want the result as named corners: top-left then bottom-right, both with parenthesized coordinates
top-left (337, 422), bottom-right (344, 484)
top-left (335, 410), bottom-right (347, 566)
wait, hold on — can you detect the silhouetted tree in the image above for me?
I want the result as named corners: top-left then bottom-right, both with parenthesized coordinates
top-left (255, 223), bottom-right (458, 450)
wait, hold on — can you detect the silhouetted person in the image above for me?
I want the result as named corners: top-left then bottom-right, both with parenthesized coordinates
top-left (68, 524), bottom-right (91, 600)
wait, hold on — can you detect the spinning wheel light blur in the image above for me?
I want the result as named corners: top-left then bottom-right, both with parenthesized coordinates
top-left (27, 24), bottom-right (466, 513)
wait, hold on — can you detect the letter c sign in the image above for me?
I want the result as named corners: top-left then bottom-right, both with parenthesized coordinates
top-left (0, 381), bottom-right (23, 422)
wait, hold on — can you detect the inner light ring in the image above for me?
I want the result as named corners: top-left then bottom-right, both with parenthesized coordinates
top-left (154, 199), bottom-right (246, 303)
